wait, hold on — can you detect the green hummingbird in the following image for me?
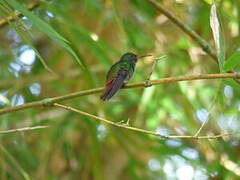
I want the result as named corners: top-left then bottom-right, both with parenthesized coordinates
top-left (100, 52), bottom-right (151, 101)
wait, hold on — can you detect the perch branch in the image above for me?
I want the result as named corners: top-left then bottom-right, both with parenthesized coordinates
top-left (0, 73), bottom-right (238, 116)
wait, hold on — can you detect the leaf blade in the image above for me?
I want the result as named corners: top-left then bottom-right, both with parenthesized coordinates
top-left (6, 0), bottom-right (84, 67)
top-left (210, 3), bottom-right (225, 70)
top-left (223, 51), bottom-right (240, 72)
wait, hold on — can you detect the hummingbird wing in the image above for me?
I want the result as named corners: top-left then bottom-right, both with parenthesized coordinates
top-left (100, 68), bottom-right (128, 101)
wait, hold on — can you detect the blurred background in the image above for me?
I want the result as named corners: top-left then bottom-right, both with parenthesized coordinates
top-left (0, 0), bottom-right (240, 179)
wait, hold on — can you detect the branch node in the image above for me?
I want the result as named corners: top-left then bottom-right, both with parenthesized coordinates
top-left (116, 118), bottom-right (131, 126)
top-left (160, 135), bottom-right (168, 140)
top-left (235, 72), bottom-right (240, 79)
top-left (42, 98), bottom-right (54, 107)
top-left (144, 80), bottom-right (152, 87)
top-left (194, 136), bottom-right (199, 140)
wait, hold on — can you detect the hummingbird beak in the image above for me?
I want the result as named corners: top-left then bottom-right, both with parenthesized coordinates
top-left (136, 55), bottom-right (152, 59)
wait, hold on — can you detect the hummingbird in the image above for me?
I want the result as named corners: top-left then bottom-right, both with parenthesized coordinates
top-left (100, 52), bottom-right (152, 101)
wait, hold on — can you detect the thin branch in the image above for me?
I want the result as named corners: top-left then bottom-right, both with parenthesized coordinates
top-left (0, 125), bottom-right (49, 134)
top-left (145, 55), bottom-right (166, 81)
top-left (53, 103), bottom-right (232, 139)
top-left (145, 0), bottom-right (217, 61)
top-left (0, 2), bottom-right (39, 28)
top-left (193, 85), bottom-right (224, 138)
top-left (194, 113), bottom-right (210, 137)
top-left (194, 83), bottom-right (222, 137)
top-left (0, 73), bottom-right (238, 116)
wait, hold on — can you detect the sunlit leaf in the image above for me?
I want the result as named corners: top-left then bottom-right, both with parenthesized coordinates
top-left (223, 50), bottom-right (240, 72)
top-left (210, 3), bottom-right (225, 70)
top-left (70, 23), bottom-right (112, 66)
top-left (0, 1), bottom-right (239, 179)
top-left (222, 79), bottom-right (240, 90)
top-left (6, 0), bottom-right (84, 67)
top-left (14, 22), bottom-right (56, 74)
top-left (0, 94), bottom-right (10, 105)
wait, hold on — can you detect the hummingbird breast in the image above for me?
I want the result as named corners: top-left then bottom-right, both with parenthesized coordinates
top-left (124, 73), bottom-right (132, 84)
top-left (123, 63), bottom-right (135, 84)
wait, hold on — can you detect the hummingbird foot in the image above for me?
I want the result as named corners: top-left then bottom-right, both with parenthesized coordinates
top-left (144, 80), bottom-right (152, 87)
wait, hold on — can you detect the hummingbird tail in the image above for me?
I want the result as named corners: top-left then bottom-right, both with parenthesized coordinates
top-left (100, 68), bottom-right (128, 101)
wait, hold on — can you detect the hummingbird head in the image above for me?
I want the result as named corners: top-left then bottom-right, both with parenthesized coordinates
top-left (120, 52), bottom-right (152, 63)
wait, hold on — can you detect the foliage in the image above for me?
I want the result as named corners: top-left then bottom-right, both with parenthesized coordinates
top-left (0, 0), bottom-right (240, 179)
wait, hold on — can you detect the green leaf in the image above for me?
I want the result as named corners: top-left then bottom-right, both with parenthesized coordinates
top-left (223, 51), bottom-right (240, 72)
top-left (14, 22), bottom-right (56, 74)
top-left (210, 3), bottom-right (225, 70)
top-left (222, 79), bottom-right (240, 90)
top-left (70, 23), bottom-right (112, 66)
top-left (5, 0), bottom-right (84, 67)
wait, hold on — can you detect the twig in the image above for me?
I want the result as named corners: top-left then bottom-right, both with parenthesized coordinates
top-left (53, 103), bottom-right (232, 139)
top-left (0, 73), bottom-right (238, 116)
top-left (145, 0), bottom-right (217, 61)
top-left (194, 83), bottom-right (222, 137)
top-left (0, 2), bottom-right (39, 28)
top-left (146, 55), bottom-right (166, 81)
top-left (194, 113), bottom-right (209, 137)
top-left (0, 125), bottom-right (49, 134)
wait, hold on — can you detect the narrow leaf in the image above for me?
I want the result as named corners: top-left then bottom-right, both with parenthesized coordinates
top-left (223, 51), bottom-right (240, 72)
top-left (6, 0), bottom-right (84, 67)
top-left (222, 79), bottom-right (240, 90)
top-left (14, 23), bottom-right (56, 74)
top-left (210, 3), bottom-right (225, 70)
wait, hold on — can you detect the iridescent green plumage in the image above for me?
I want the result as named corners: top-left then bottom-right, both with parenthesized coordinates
top-left (100, 52), bottom-right (151, 101)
